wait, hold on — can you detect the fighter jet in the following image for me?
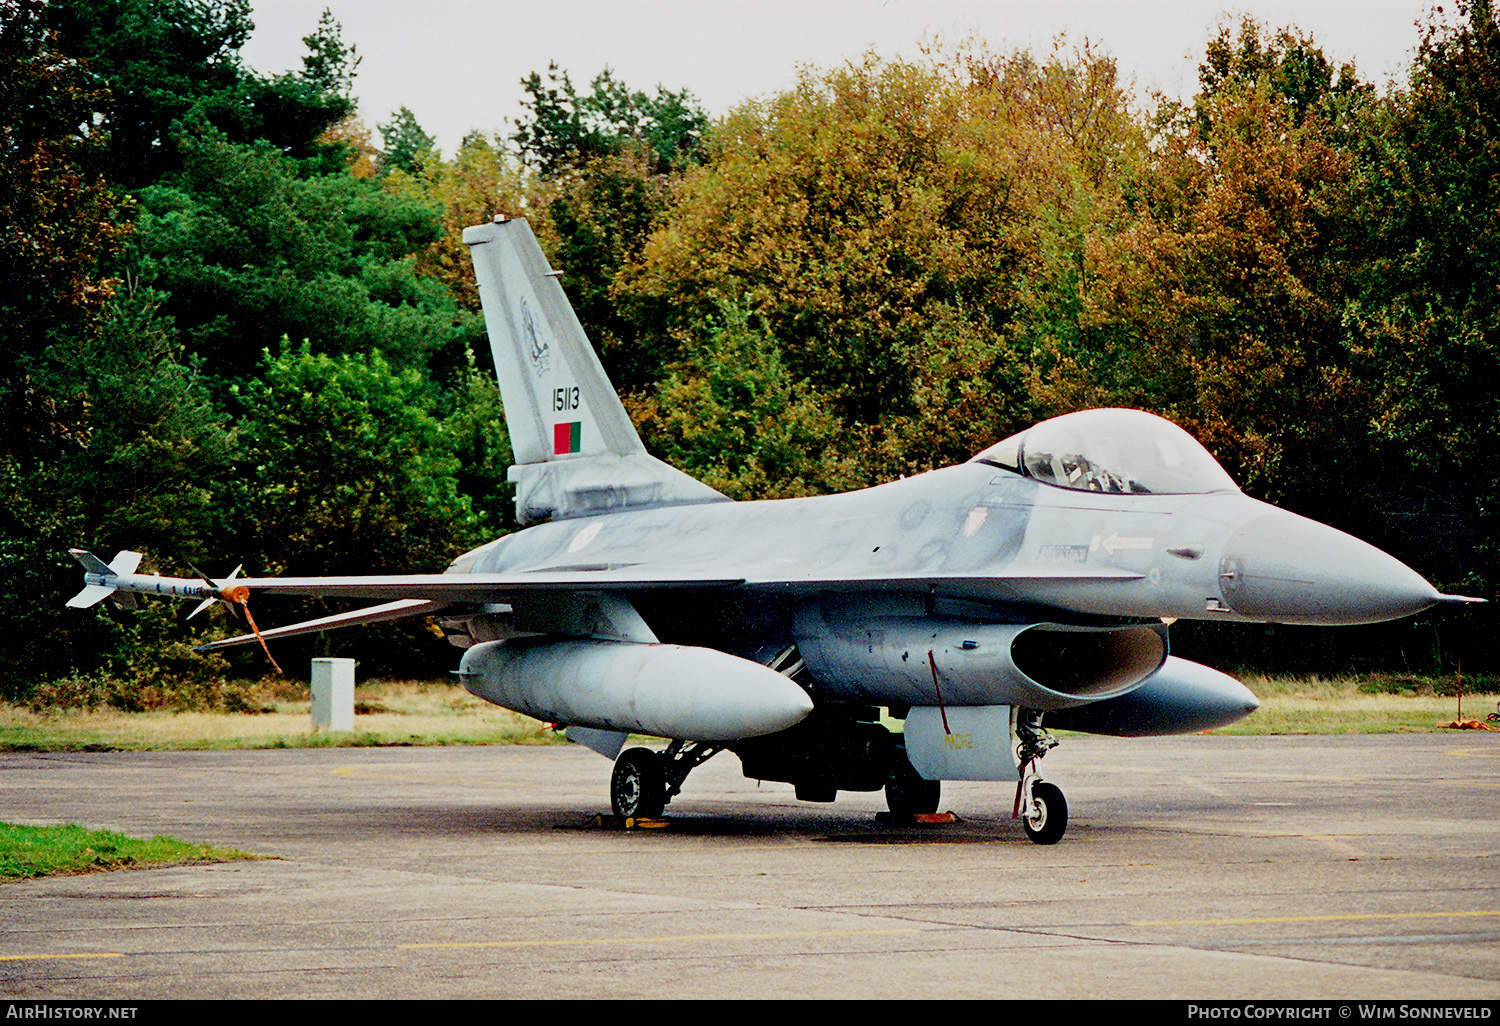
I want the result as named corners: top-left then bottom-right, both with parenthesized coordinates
top-left (68, 216), bottom-right (1480, 843)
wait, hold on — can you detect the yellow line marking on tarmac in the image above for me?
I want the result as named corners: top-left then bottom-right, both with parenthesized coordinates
top-left (0, 952), bottom-right (126, 962)
top-left (1182, 776), bottom-right (1236, 799)
top-left (401, 928), bottom-right (921, 950)
top-left (1215, 771), bottom-right (1500, 785)
top-left (1131, 910), bottom-right (1500, 927)
top-left (1430, 779), bottom-right (1500, 787)
top-left (1300, 833), bottom-right (1370, 859)
top-left (329, 767), bottom-right (465, 784)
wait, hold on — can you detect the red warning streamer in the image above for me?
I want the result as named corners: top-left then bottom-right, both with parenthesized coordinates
top-left (927, 650), bottom-right (951, 735)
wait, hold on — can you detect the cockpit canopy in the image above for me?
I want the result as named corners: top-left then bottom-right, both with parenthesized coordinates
top-left (972, 409), bottom-right (1239, 495)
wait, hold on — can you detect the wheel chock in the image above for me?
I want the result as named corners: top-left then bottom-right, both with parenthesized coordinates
top-left (874, 810), bottom-right (962, 825)
top-left (587, 813), bottom-right (672, 830)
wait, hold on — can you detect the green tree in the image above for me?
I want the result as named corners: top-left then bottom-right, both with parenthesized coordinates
top-left (507, 65), bottom-right (709, 393)
top-left (218, 345), bottom-right (486, 673)
top-left (1194, 15), bottom-right (1370, 131)
top-left (228, 345), bottom-right (481, 576)
top-left (129, 127), bottom-right (478, 384)
top-left (0, 0), bottom-right (132, 380)
top-left (42, 0), bottom-right (356, 186)
top-left (620, 50), bottom-right (1149, 486)
top-left (298, 8), bottom-right (360, 98)
top-left (513, 63), bottom-right (708, 177)
top-left (0, 0), bottom-right (146, 687)
top-left (627, 304), bottom-right (863, 499)
top-left (440, 352), bottom-right (517, 538)
top-left (381, 130), bottom-right (533, 311)
top-left (1337, 0), bottom-right (1499, 603)
top-left (0, 288), bottom-right (234, 688)
top-left (1039, 71), bottom-right (1367, 506)
top-left (376, 106), bottom-right (437, 176)
top-left (536, 149), bottom-right (678, 393)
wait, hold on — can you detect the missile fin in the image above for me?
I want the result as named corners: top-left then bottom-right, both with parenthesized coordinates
top-left (69, 549), bottom-right (113, 576)
top-left (108, 550), bottom-right (143, 576)
top-left (66, 584), bottom-right (116, 609)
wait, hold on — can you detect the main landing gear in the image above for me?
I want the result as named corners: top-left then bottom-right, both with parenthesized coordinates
top-left (607, 707), bottom-right (1070, 844)
top-left (610, 740), bottom-right (722, 818)
top-left (885, 743), bottom-right (941, 816)
top-left (610, 748), bottom-right (666, 818)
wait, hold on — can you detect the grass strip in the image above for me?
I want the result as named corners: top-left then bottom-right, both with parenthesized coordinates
top-left (1, 677), bottom-right (1496, 750)
top-left (1, 822), bottom-right (256, 880)
top-left (0, 680), bottom-right (567, 751)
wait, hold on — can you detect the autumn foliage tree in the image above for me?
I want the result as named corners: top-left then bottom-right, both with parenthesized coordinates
top-left (3, 2), bottom-right (1496, 694)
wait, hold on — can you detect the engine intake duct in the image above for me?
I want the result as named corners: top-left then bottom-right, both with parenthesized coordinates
top-left (1010, 625), bottom-right (1166, 698)
top-left (794, 600), bottom-right (1167, 711)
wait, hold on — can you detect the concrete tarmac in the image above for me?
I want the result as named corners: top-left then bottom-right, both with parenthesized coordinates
top-left (1, 734), bottom-right (1497, 1000)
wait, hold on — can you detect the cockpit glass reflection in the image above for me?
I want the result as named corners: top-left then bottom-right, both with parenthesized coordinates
top-left (972, 409), bottom-right (1238, 495)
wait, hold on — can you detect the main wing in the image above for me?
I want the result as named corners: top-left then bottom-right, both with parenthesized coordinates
top-left (194, 567), bottom-right (1145, 650)
top-left (67, 548), bottom-right (1141, 651)
top-left (65, 551), bottom-right (746, 651)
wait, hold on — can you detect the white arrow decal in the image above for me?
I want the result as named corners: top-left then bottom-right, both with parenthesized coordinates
top-left (1090, 532), bottom-right (1155, 556)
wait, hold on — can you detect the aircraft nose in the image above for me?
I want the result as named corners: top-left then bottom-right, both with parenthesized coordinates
top-left (1218, 512), bottom-right (1440, 625)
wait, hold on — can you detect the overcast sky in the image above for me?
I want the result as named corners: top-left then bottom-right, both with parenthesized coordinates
top-left (241, 1), bottom-right (1437, 155)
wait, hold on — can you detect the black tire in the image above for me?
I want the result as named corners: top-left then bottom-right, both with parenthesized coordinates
top-left (885, 755), bottom-right (941, 815)
top-left (611, 747), bottom-right (666, 818)
top-left (1021, 781), bottom-right (1067, 845)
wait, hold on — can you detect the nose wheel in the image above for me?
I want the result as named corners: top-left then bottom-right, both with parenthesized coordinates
top-left (1020, 779), bottom-right (1067, 845)
top-left (1014, 707), bottom-right (1067, 844)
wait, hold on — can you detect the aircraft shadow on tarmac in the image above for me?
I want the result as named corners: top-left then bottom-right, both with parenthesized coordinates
top-left (297, 799), bottom-right (1043, 845)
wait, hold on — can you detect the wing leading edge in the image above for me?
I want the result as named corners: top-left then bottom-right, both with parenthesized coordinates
top-left (188, 565), bottom-right (1144, 649)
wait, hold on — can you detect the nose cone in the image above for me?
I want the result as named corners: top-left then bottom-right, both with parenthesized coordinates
top-left (1219, 512), bottom-right (1440, 625)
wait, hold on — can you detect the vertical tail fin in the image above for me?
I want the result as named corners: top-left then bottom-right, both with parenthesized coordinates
top-left (463, 216), bottom-right (726, 523)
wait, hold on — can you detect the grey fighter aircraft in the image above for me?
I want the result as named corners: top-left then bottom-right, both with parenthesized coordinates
top-left (69, 216), bottom-right (1481, 843)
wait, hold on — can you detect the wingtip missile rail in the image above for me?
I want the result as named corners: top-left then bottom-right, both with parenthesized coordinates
top-left (65, 548), bottom-right (249, 612)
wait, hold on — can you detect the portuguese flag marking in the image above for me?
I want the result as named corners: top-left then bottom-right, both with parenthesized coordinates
top-left (554, 421), bottom-right (582, 455)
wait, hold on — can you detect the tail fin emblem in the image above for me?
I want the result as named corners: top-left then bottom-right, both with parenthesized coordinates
top-left (522, 298), bottom-right (550, 375)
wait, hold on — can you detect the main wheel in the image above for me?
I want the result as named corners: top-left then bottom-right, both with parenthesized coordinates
top-left (611, 747), bottom-right (666, 818)
top-left (885, 755), bottom-right (941, 815)
top-left (1021, 781), bottom-right (1067, 845)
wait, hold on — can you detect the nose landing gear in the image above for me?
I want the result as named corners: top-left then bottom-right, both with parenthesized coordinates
top-left (1019, 778), bottom-right (1067, 845)
top-left (1014, 708), bottom-right (1067, 844)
